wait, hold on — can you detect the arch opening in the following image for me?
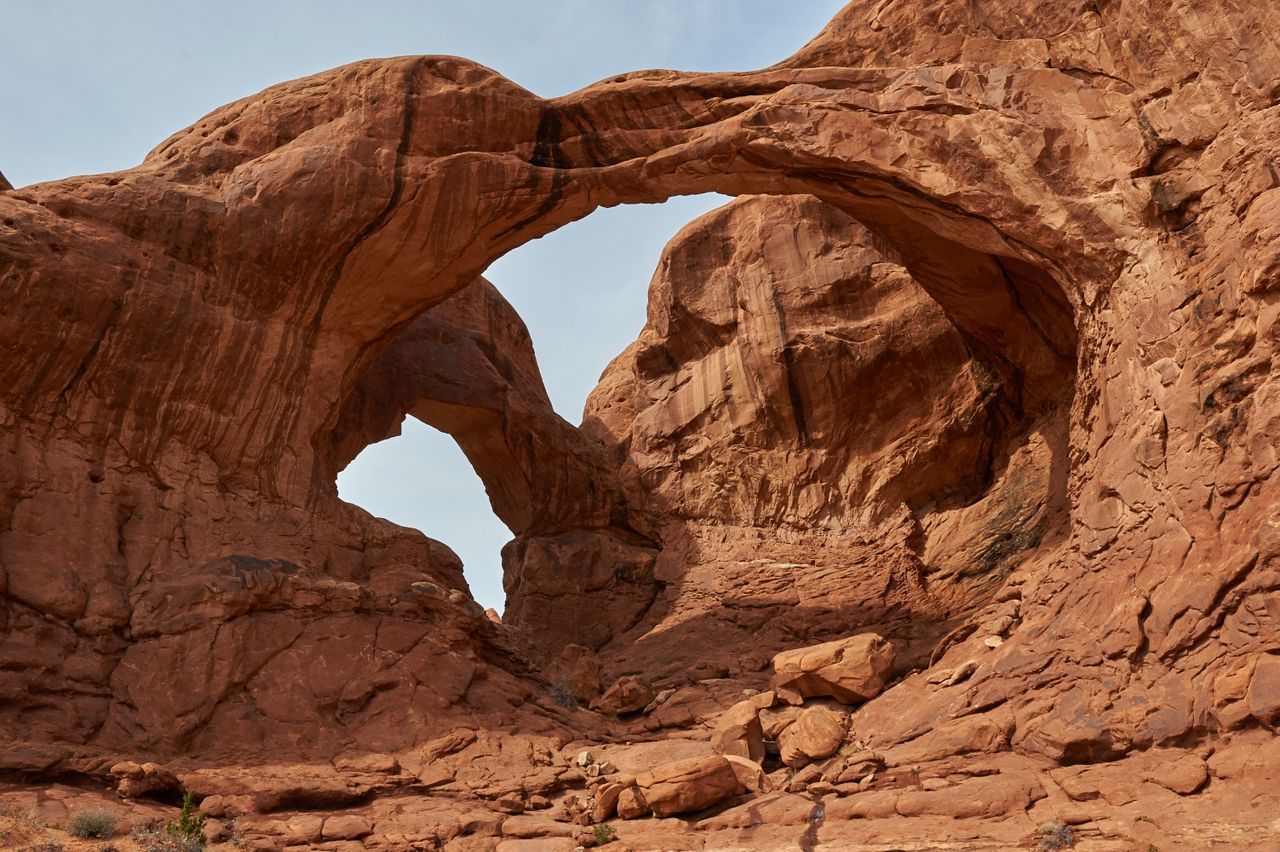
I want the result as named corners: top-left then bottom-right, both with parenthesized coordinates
top-left (332, 196), bottom-right (733, 614)
top-left (271, 56), bottom-right (1090, 669)
top-left (327, 183), bottom-right (1079, 670)
top-left (337, 415), bottom-right (511, 613)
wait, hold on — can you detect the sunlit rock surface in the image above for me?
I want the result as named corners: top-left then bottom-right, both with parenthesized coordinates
top-left (2, 0), bottom-right (1279, 847)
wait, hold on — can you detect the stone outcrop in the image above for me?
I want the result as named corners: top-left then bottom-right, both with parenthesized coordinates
top-left (2, 0), bottom-right (1279, 848)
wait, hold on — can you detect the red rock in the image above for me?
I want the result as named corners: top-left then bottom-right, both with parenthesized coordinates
top-left (546, 645), bottom-right (603, 705)
top-left (1247, 656), bottom-right (1280, 726)
top-left (1, 2), bottom-right (1279, 848)
top-left (709, 695), bottom-right (767, 763)
top-left (109, 761), bottom-right (179, 799)
top-left (883, 712), bottom-right (1013, 766)
top-left (1144, 752), bottom-right (1209, 796)
top-left (321, 814), bottom-right (372, 840)
top-left (500, 815), bottom-right (574, 839)
top-left (722, 755), bottom-right (771, 794)
top-left (695, 792), bottom-right (814, 830)
top-left (635, 756), bottom-right (743, 817)
top-left (495, 839), bottom-right (578, 852)
top-left (199, 794), bottom-right (254, 818)
top-left (777, 707), bottom-right (849, 768)
top-left (590, 676), bottom-right (654, 716)
top-left (772, 635), bottom-right (896, 706)
top-left (615, 786), bottom-right (650, 820)
top-left (893, 773), bottom-right (1045, 819)
top-left (590, 781), bottom-right (626, 822)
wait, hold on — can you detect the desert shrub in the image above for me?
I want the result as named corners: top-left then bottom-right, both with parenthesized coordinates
top-left (550, 679), bottom-right (579, 710)
top-left (0, 804), bottom-right (45, 845)
top-left (68, 808), bottom-right (118, 839)
top-left (130, 827), bottom-right (205, 852)
top-left (132, 792), bottom-right (207, 851)
top-left (1038, 820), bottom-right (1075, 851)
top-left (592, 822), bottom-right (616, 845)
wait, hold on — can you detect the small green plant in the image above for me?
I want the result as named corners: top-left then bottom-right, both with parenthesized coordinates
top-left (164, 792), bottom-right (206, 849)
top-left (1038, 820), bottom-right (1075, 851)
top-left (68, 808), bottom-right (118, 839)
top-left (550, 679), bottom-right (579, 710)
top-left (592, 822), bottom-right (616, 845)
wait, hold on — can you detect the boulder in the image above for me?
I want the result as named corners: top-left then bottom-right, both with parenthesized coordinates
top-left (109, 761), bottom-right (180, 799)
top-left (616, 786), bottom-right (651, 820)
top-left (777, 706), bottom-right (849, 768)
top-left (710, 693), bottom-right (771, 763)
top-left (591, 675), bottom-right (655, 716)
top-left (723, 755), bottom-right (772, 793)
top-left (772, 634), bottom-right (895, 705)
top-left (591, 781), bottom-right (626, 822)
top-left (635, 755), bottom-right (744, 817)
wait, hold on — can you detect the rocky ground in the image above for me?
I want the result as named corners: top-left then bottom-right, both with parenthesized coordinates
top-left (2, 630), bottom-right (1278, 850)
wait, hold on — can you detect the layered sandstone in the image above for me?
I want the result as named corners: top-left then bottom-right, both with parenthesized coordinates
top-left (535, 195), bottom-right (1065, 682)
top-left (1, 0), bottom-right (1279, 848)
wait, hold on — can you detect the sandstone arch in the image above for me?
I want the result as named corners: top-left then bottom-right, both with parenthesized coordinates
top-left (2, 3), bottom-right (1279, 845)
top-left (1, 52), bottom-right (1102, 513)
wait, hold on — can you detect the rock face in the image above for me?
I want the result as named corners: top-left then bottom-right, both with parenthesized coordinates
top-left (590, 675), bottom-right (654, 716)
top-left (533, 194), bottom-right (1057, 679)
top-left (2, 1), bottom-right (1280, 848)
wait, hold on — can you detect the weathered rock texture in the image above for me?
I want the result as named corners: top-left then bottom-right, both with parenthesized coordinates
top-left (2, 0), bottom-right (1280, 848)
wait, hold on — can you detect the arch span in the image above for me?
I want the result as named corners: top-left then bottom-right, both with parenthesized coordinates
top-left (0, 30), bottom-right (1144, 759)
top-left (97, 53), bottom-right (1118, 505)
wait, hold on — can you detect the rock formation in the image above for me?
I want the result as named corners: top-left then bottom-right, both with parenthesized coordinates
top-left (1, 0), bottom-right (1279, 848)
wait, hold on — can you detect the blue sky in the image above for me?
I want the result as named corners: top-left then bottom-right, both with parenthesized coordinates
top-left (2, 0), bottom-right (847, 611)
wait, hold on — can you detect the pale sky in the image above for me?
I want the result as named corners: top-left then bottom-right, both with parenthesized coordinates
top-left (2, 0), bottom-right (847, 611)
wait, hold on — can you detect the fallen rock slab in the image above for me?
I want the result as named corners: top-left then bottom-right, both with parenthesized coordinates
top-left (772, 634), bottom-right (895, 705)
top-left (591, 675), bottom-right (654, 716)
top-left (636, 755), bottom-right (744, 817)
top-left (710, 693), bottom-right (771, 763)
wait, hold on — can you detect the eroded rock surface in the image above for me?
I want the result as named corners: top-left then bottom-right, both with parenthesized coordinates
top-left (2, 0), bottom-right (1280, 849)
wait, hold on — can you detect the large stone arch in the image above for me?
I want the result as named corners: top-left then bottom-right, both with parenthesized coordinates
top-left (2, 54), bottom-right (1119, 508)
top-left (0, 38), bottom-right (1120, 753)
top-left (3, 5), bottom-right (1278, 841)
